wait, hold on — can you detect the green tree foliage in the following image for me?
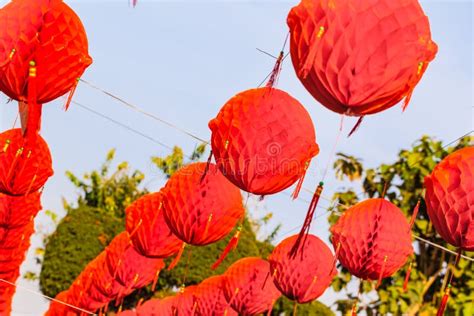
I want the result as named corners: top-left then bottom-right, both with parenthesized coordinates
top-left (40, 145), bottom-right (333, 315)
top-left (39, 206), bottom-right (123, 298)
top-left (329, 135), bottom-right (473, 316)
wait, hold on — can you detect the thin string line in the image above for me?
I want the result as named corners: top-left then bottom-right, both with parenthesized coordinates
top-left (78, 79), bottom-right (208, 144)
top-left (0, 279), bottom-right (96, 315)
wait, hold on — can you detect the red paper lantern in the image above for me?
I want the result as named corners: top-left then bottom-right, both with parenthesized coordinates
top-left (137, 297), bottom-right (175, 316)
top-left (104, 232), bottom-right (164, 290)
top-left (195, 276), bottom-right (238, 316)
top-left (125, 192), bottom-right (183, 258)
top-left (287, 0), bottom-right (437, 117)
top-left (174, 286), bottom-right (198, 315)
top-left (331, 198), bottom-right (413, 281)
top-left (223, 257), bottom-right (281, 316)
top-left (425, 147), bottom-right (474, 251)
top-left (268, 234), bottom-right (336, 303)
top-left (0, 192), bottom-right (41, 227)
top-left (0, 128), bottom-right (53, 196)
top-left (162, 162), bottom-right (244, 246)
top-left (209, 87), bottom-right (319, 196)
top-left (0, 0), bottom-right (92, 137)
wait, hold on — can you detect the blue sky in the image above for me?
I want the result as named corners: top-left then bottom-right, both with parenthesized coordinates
top-left (0, 0), bottom-right (472, 315)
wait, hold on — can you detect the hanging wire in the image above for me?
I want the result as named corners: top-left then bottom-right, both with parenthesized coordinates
top-left (0, 278), bottom-right (96, 315)
top-left (78, 79), bottom-right (208, 144)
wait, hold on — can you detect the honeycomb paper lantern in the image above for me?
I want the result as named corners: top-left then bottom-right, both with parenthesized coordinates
top-left (136, 297), bottom-right (176, 316)
top-left (425, 147), bottom-right (474, 251)
top-left (209, 87), bottom-right (319, 195)
top-left (331, 198), bottom-right (413, 281)
top-left (162, 162), bottom-right (244, 246)
top-left (287, 0), bottom-right (437, 116)
top-left (195, 276), bottom-right (238, 316)
top-left (268, 234), bottom-right (336, 303)
top-left (223, 257), bottom-right (282, 316)
top-left (125, 192), bottom-right (183, 258)
top-left (0, 0), bottom-right (92, 137)
top-left (0, 128), bottom-right (53, 196)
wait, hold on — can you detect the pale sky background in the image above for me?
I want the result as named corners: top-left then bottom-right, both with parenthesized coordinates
top-left (0, 0), bottom-right (472, 315)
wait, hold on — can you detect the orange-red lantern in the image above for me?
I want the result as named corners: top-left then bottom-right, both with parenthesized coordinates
top-left (0, 0), bottom-right (92, 138)
top-left (331, 199), bottom-right (413, 282)
top-left (104, 232), bottom-right (164, 291)
top-left (223, 257), bottom-right (281, 315)
top-left (287, 0), bottom-right (437, 117)
top-left (0, 128), bottom-right (53, 196)
top-left (137, 297), bottom-right (176, 316)
top-left (195, 276), bottom-right (238, 316)
top-left (162, 162), bottom-right (244, 246)
top-left (209, 87), bottom-right (319, 196)
top-left (125, 192), bottom-right (183, 258)
top-left (425, 147), bottom-right (474, 251)
top-left (268, 234), bottom-right (336, 303)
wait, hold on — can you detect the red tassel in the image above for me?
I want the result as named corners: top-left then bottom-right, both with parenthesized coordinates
top-left (348, 116), bottom-right (364, 137)
top-left (211, 227), bottom-right (242, 270)
top-left (64, 78), bottom-right (79, 111)
top-left (266, 298), bottom-right (276, 316)
top-left (168, 243), bottom-right (185, 270)
top-left (409, 199), bottom-right (421, 231)
top-left (289, 182), bottom-right (324, 258)
top-left (299, 26), bottom-right (325, 79)
top-left (291, 161), bottom-right (309, 200)
top-left (403, 261), bottom-right (413, 292)
top-left (25, 60), bottom-right (42, 146)
top-left (0, 48), bottom-right (15, 68)
top-left (266, 51), bottom-right (284, 88)
top-left (151, 269), bottom-right (161, 292)
top-left (437, 286), bottom-right (451, 316)
top-left (200, 150), bottom-right (213, 183)
top-left (376, 255), bottom-right (388, 289)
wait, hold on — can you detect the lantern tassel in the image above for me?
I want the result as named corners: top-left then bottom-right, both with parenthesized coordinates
top-left (348, 116), bottom-right (364, 137)
top-left (151, 269), bottom-right (161, 291)
top-left (408, 199), bottom-right (421, 231)
top-left (168, 243), bottom-right (185, 270)
top-left (25, 61), bottom-right (42, 145)
top-left (291, 161), bottom-right (309, 200)
top-left (437, 285), bottom-right (451, 316)
top-left (376, 255), bottom-right (388, 289)
top-left (403, 261), bottom-right (413, 292)
top-left (266, 51), bottom-right (284, 88)
top-left (64, 78), bottom-right (79, 111)
top-left (211, 227), bottom-right (242, 270)
top-left (289, 182), bottom-right (324, 258)
top-left (200, 150), bottom-right (213, 183)
top-left (299, 26), bottom-right (325, 79)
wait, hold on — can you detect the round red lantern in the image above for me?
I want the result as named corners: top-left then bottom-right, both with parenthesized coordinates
top-left (331, 198), bottom-right (413, 281)
top-left (125, 192), bottom-right (183, 258)
top-left (162, 162), bottom-right (244, 246)
top-left (195, 276), bottom-right (238, 316)
top-left (425, 147), bottom-right (474, 251)
top-left (137, 297), bottom-right (175, 316)
top-left (268, 234), bottom-right (336, 304)
top-left (104, 232), bottom-right (164, 290)
top-left (287, 0), bottom-right (437, 117)
top-left (0, 128), bottom-right (53, 196)
top-left (174, 286), bottom-right (198, 315)
top-left (223, 257), bottom-right (281, 316)
top-left (0, 0), bottom-right (92, 137)
top-left (209, 87), bottom-right (319, 196)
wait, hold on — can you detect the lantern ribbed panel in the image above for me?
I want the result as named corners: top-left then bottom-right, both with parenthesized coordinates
top-left (0, 129), bottom-right (53, 196)
top-left (287, 0), bottom-right (437, 116)
top-left (126, 192), bottom-right (183, 258)
top-left (268, 234), bottom-right (336, 304)
top-left (0, 0), bottom-right (92, 103)
top-left (209, 87), bottom-right (319, 195)
top-left (0, 192), bottom-right (41, 227)
top-left (223, 257), bottom-right (281, 316)
top-left (137, 297), bottom-right (175, 316)
top-left (162, 162), bottom-right (244, 246)
top-left (425, 147), bottom-right (474, 251)
top-left (195, 276), bottom-right (238, 316)
top-left (331, 198), bottom-right (413, 280)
